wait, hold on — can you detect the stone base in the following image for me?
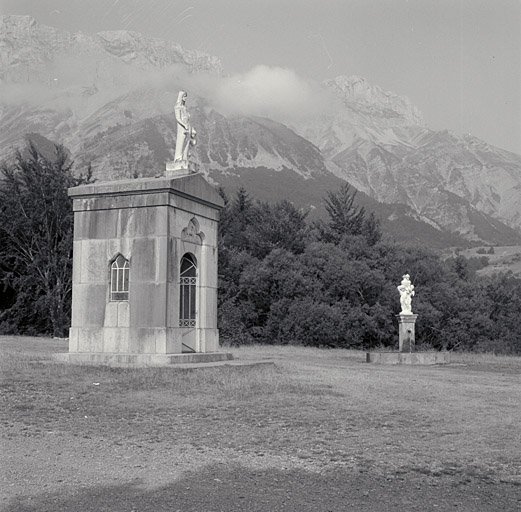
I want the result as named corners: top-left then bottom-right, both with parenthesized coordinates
top-left (366, 352), bottom-right (451, 365)
top-left (397, 313), bottom-right (418, 352)
top-left (165, 160), bottom-right (199, 177)
top-left (52, 352), bottom-right (233, 367)
top-left (165, 166), bottom-right (191, 178)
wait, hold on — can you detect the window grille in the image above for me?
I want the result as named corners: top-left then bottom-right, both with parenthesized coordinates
top-left (179, 254), bottom-right (197, 327)
top-left (110, 254), bottom-right (129, 301)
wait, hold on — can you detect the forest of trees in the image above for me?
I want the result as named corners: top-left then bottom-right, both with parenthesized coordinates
top-left (217, 187), bottom-right (521, 353)
top-left (1, 145), bottom-right (521, 353)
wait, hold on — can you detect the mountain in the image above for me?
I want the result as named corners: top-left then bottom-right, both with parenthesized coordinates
top-left (296, 75), bottom-right (521, 243)
top-left (1, 15), bottom-right (520, 247)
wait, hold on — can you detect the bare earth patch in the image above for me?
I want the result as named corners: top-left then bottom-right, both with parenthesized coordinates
top-left (1, 336), bottom-right (521, 511)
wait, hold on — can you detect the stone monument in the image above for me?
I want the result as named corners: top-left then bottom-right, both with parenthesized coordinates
top-left (54, 90), bottom-right (232, 366)
top-left (396, 274), bottom-right (417, 352)
top-left (366, 273), bottom-right (450, 364)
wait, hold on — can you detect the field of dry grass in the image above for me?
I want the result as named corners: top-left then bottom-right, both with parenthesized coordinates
top-left (449, 245), bottom-right (521, 277)
top-left (1, 336), bottom-right (521, 511)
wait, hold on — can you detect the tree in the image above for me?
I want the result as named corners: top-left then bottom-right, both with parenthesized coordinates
top-left (0, 143), bottom-right (93, 336)
top-left (361, 212), bottom-right (382, 246)
top-left (244, 200), bottom-right (309, 259)
top-left (219, 187), bottom-right (255, 252)
top-left (315, 183), bottom-right (373, 244)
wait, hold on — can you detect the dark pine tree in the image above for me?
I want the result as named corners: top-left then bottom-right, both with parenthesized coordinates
top-left (0, 143), bottom-right (93, 336)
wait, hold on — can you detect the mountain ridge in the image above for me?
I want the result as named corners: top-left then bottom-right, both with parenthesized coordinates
top-left (1, 15), bottom-right (520, 247)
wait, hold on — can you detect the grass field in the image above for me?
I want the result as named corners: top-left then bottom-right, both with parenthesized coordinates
top-left (445, 245), bottom-right (521, 277)
top-left (1, 336), bottom-right (521, 511)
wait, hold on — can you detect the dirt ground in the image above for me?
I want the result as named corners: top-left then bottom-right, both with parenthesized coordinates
top-left (1, 336), bottom-right (521, 511)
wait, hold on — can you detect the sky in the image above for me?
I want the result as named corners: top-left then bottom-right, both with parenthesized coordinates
top-left (1, 0), bottom-right (520, 154)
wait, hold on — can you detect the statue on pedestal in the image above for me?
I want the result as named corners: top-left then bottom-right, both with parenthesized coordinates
top-left (397, 274), bottom-right (415, 314)
top-left (171, 90), bottom-right (196, 172)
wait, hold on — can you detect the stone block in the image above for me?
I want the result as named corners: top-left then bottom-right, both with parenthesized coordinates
top-left (73, 192), bottom-right (169, 212)
top-left (103, 327), bottom-right (129, 353)
top-left (131, 237), bottom-right (157, 282)
top-left (155, 236), bottom-right (168, 283)
top-left (167, 238), bottom-right (178, 283)
top-left (147, 206), bottom-right (168, 237)
top-left (397, 314), bottom-right (418, 352)
top-left (126, 328), bottom-right (139, 353)
top-left (80, 239), bottom-right (108, 284)
top-left (123, 327), bottom-right (157, 354)
top-left (69, 174), bottom-right (223, 211)
top-left (118, 302), bottom-right (130, 327)
top-left (74, 209), bottom-right (118, 240)
top-left (198, 286), bottom-right (218, 329)
top-left (104, 302), bottom-right (118, 327)
top-left (71, 283), bottom-right (107, 327)
top-left (198, 246), bottom-right (218, 289)
top-left (73, 212), bottom-right (84, 240)
top-left (76, 327), bottom-right (104, 353)
top-left (52, 351), bottom-right (233, 367)
top-left (165, 327), bottom-right (182, 354)
top-left (166, 281), bottom-right (179, 327)
top-left (72, 240), bottom-right (82, 284)
top-left (198, 328), bottom-right (220, 352)
top-left (366, 352), bottom-right (451, 365)
top-left (129, 283), bottom-right (167, 326)
top-left (137, 329), bottom-right (157, 354)
top-left (155, 328), bottom-right (167, 354)
top-left (168, 195), bottom-right (219, 223)
top-left (117, 208), bottom-right (136, 238)
top-left (68, 327), bottom-right (79, 352)
top-left (118, 206), bottom-right (167, 238)
top-left (94, 210), bottom-right (119, 240)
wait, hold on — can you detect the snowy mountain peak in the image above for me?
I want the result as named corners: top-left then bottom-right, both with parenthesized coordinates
top-left (324, 75), bottom-right (424, 127)
top-left (0, 14), bottom-right (37, 30)
top-left (94, 30), bottom-right (223, 73)
top-left (0, 15), bottom-right (223, 85)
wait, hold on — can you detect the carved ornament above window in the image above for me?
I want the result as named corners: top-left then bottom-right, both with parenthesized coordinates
top-left (181, 217), bottom-right (205, 244)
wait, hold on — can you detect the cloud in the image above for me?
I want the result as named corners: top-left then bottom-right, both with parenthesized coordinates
top-left (208, 65), bottom-right (333, 121)
top-left (1, 55), bottom-right (334, 125)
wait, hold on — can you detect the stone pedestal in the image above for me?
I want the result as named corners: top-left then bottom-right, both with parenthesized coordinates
top-left (165, 160), bottom-right (199, 178)
top-left (165, 160), bottom-right (189, 178)
top-left (365, 313), bottom-right (448, 365)
top-left (366, 352), bottom-right (450, 365)
top-left (57, 173), bottom-right (231, 366)
top-left (397, 314), bottom-right (418, 352)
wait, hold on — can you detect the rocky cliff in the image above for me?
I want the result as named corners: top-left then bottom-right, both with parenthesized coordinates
top-left (295, 75), bottom-right (521, 242)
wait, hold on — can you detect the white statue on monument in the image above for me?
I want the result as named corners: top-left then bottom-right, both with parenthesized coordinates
top-left (397, 274), bottom-right (415, 314)
top-left (167, 90), bottom-right (197, 173)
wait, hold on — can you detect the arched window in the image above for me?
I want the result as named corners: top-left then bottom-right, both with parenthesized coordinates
top-left (179, 253), bottom-right (197, 327)
top-left (110, 254), bottom-right (129, 301)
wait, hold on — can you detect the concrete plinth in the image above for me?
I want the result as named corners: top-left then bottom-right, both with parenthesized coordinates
top-left (397, 313), bottom-right (418, 352)
top-left (365, 352), bottom-right (451, 365)
top-left (165, 161), bottom-right (190, 178)
top-left (53, 351), bottom-right (234, 367)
